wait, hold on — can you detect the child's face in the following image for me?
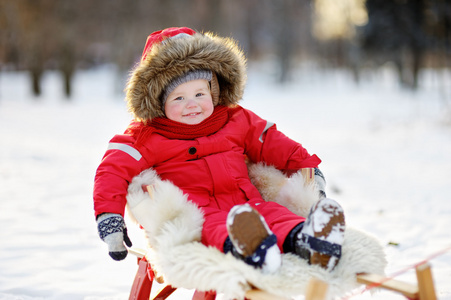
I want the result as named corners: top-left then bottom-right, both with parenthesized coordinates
top-left (164, 79), bottom-right (214, 124)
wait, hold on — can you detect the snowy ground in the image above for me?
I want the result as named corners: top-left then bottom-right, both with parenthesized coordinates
top-left (0, 64), bottom-right (450, 300)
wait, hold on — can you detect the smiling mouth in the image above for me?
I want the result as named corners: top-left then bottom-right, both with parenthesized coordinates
top-left (183, 112), bottom-right (201, 117)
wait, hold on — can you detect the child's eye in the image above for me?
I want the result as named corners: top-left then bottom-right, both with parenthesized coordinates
top-left (174, 96), bottom-right (183, 101)
top-left (196, 93), bottom-right (203, 97)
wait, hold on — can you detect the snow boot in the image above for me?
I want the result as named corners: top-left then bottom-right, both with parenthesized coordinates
top-left (295, 198), bottom-right (345, 271)
top-left (227, 204), bottom-right (281, 273)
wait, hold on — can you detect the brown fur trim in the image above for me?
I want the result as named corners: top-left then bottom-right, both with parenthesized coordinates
top-left (125, 32), bottom-right (247, 122)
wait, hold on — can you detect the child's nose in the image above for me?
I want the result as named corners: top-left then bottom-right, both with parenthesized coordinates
top-left (186, 98), bottom-right (198, 107)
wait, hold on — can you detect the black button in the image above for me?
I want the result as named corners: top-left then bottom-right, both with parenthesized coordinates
top-left (188, 147), bottom-right (197, 155)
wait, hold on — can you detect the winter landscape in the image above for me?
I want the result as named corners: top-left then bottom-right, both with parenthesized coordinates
top-left (0, 64), bottom-right (450, 299)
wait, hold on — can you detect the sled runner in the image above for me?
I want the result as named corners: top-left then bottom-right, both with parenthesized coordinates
top-left (356, 262), bottom-right (437, 300)
top-left (125, 166), bottom-right (387, 299)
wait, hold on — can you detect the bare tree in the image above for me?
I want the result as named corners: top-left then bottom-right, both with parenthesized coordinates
top-left (360, 0), bottom-right (428, 89)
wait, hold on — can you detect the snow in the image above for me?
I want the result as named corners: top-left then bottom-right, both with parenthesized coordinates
top-left (1, 64), bottom-right (450, 299)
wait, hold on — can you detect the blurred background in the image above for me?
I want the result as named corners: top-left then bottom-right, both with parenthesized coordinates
top-left (0, 0), bottom-right (450, 99)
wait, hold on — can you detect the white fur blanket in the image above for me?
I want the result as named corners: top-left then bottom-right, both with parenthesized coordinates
top-left (126, 166), bottom-right (386, 300)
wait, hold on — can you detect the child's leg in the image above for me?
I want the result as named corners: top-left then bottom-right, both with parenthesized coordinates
top-left (199, 206), bottom-right (230, 251)
top-left (200, 200), bottom-right (304, 253)
top-left (251, 198), bottom-right (346, 272)
top-left (200, 198), bottom-right (345, 273)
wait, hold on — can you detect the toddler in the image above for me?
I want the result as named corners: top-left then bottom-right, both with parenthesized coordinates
top-left (95, 27), bottom-right (345, 273)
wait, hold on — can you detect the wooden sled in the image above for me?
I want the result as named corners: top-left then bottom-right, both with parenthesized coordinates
top-left (128, 247), bottom-right (437, 300)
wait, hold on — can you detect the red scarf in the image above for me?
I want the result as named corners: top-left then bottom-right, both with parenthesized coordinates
top-left (148, 105), bottom-right (229, 140)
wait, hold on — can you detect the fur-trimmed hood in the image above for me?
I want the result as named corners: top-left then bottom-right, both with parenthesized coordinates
top-left (125, 28), bottom-right (247, 121)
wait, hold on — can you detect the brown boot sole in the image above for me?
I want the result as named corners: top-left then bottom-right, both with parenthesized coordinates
top-left (227, 206), bottom-right (271, 257)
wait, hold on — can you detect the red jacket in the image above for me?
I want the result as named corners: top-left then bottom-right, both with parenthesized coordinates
top-left (93, 106), bottom-right (321, 248)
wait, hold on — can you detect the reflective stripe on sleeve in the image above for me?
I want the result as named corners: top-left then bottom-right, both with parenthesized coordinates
top-left (259, 121), bottom-right (275, 143)
top-left (107, 143), bottom-right (142, 161)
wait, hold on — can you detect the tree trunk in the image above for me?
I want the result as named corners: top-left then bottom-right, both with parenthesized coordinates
top-left (30, 67), bottom-right (42, 97)
top-left (60, 47), bottom-right (75, 99)
top-left (274, 0), bottom-right (295, 83)
top-left (30, 49), bottom-right (43, 97)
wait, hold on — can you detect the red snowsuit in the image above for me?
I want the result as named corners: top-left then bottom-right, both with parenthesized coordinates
top-left (94, 106), bottom-right (321, 251)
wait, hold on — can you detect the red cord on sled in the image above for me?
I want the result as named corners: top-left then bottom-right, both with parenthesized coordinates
top-left (340, 245), bottom-right (451, 300)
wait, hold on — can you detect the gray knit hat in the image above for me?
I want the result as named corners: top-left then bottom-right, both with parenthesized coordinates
top-left (162, 69), bottom-right (213, 105)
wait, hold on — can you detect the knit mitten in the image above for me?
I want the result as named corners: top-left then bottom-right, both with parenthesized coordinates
top-left (97, 213), bottom-right (132, 261)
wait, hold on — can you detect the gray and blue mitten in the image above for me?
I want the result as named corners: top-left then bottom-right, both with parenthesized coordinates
top-left (97, 213), bottom-right (132, 261)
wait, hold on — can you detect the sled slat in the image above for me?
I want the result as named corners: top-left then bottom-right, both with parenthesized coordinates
top-left (245, 288), bottom-right (288, 300)
top-left (305, 277), bottom-right (328, 300)
top-left (301, 168), bottom-right (315, 184)
top-left (356, 273), bottom-right (419, 299)
top-left (128, 248), bottom-right (146, 259)
top-left (416, 263), bottom-right (437, 300)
